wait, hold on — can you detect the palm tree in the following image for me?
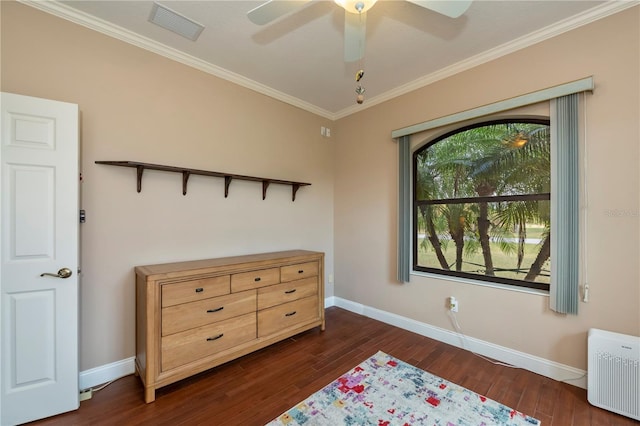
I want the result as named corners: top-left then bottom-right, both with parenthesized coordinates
top-left (415, 121), bottom-right (551, 282)
top-left (415, 161), bottom-right (450, 270)
top-left (525, 225), bottom-right (550, 281)
top-left (467, 123), bottom-right (550, 277)
top-left (490, 124), bottom-right (551, 281)
top-left (416, 135), bottom-right (478, 272)
top-left (433, 124), bottom-right (511, 276)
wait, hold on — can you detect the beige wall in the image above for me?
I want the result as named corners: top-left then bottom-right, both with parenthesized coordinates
top-left (1, 2), bottom-right (335, 370)
top-left (334, 6), bottom-right (639, 369)
top-left (2, 1), bottom-right (639, 375)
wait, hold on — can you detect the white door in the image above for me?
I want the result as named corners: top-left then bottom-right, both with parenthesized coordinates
top-left (0, 92), bottom-right (79, 425)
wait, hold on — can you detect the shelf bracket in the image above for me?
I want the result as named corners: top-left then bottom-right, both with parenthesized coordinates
top-left (224, 176), bottom-right (232, 198)
top-left (262, 180), bottom-right (270, 200)
top-left (292, 184), bottom-right (301, 202)
top-left (182, 171), bottom-right (191, 196)
top-left (136, 165), bottom-right (144, 193)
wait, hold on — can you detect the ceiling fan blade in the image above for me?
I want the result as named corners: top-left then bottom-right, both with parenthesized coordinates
top-left (344, 10), bottom-right (366, 62)
top-left (406, 0), bottom-right (472, 18)
top-left (247, 0), bottom-right (312, 25)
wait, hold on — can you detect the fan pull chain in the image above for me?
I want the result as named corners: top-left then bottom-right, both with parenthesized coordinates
top-left (354, 7), bottom-right (366, 104)
top-left (355, 69), bottom-right (365, 104)
top-left (355, 11), bottom-right (365, 104)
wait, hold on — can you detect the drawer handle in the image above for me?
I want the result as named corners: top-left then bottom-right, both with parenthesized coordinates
top-left (284, 289), bottom-right (297, 294)
top-left (207, 307), bottom-right (224, 313)
top-left (195, 287), bottom-right (204, 293)
top-left (254, 277), bottom-right (261, 282)
top-left (206, 334), bottom-right (224, 341)
top-left (285, 311), bottom-right (297, 317)
top-left (298, 270), bottom-right (304, 274)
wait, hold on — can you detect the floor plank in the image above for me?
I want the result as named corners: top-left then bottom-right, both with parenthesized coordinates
top-left (28, 307), bottom-right (636, 425)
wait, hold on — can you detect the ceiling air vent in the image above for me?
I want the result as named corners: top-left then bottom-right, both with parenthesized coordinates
top-left (149, 2), bottom-right (205, 41)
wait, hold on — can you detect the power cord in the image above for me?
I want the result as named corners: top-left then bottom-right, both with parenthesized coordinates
top-left (447, 310), bottom-right (519, 368)
top-left (447, 310), bottom-right (588, 383)
top-left (90, 380), bottom-right (114, 392)
top-left (559, 372), bottom-right (587, 384)
top-left (79, 378), bottom-right (119, 401)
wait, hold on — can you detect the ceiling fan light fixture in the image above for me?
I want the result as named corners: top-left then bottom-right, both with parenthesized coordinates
top-left (334, 0), bottom-right (378, 14)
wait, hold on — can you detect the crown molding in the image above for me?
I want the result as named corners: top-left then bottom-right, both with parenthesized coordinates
top-left (17, 0), bottom-right (336, 120)
top-left (333, 1), bottom-right (639, 119)
top-left (18, 1), bottom-right (639, 122)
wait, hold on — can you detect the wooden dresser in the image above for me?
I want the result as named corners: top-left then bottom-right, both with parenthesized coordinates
top-left (135, 250), bottom-right (324, 403)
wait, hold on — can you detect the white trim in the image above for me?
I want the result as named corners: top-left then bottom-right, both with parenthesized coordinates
top-left (18, 0), bottom-right (637, 121)
top-left (324, 296), bottom-right (336, 308)
top-left (79, 357), bottom-right (135, 391)
top-left (332, 297), bottom-right (588, 389)
top-left (17, 0), bottom-right (335, 120)
top-left (77, 297), bottom-right (587, 393)
top-left (78, 295), bottom-right (337, 390)
top-left (392, 77), bottom-right (593, 138)
top-left (411, 270), bottom-right (550, 297)
top-left (335, 1), bottom-right (637, 120)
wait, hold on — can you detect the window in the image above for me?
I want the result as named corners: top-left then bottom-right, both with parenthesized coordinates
top-left (413, 119), bottom-right (551, 291)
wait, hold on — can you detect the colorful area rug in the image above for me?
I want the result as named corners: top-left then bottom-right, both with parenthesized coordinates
top-left (266, 351), bottom-right (540, 426)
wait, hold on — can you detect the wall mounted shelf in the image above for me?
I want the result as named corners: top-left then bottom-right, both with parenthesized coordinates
top-left (95, 161), bottom-right (311, 201)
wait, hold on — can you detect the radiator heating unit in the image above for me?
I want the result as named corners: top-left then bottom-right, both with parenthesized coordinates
top-left (587, 328), bottom-right (640, 421)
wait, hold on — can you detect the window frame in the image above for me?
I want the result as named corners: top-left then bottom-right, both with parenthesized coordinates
top-left (412, 118), bottom-right (551, 292)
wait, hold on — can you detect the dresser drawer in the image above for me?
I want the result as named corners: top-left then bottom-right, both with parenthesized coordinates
top-left (258, 295), bottom-right (319, 337)
top-left (162, 290), bottom-right (256, 336)
top-left (161, 275), bottom-right (230, 307)
top-left (257, 277), bottom-right (317, 310)
top-left (161, 312), bottom-right (256, 371)
top-left (281, 262), bottom-right (318, 282)
top-left (231, 267), bottom-right (280, 292)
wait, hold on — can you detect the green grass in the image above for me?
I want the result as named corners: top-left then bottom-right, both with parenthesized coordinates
top-left (417, 238), bottom-right (550, 284)
top-left (524, 224), bottom-right (546, 239)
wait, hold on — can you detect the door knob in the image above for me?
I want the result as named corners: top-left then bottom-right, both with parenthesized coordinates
top-left (40, 268), bottom-right (73, 279)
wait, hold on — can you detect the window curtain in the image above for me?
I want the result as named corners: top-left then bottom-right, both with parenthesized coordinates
top-left (397, 135), bottom-right (411, 282)
top-left (550, 94), bottom-right (580, 315)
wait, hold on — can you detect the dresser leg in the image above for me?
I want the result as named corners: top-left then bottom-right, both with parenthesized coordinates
top-left (145, 387), bottom-right (156, 403)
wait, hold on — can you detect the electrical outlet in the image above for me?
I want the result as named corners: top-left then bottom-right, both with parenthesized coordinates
top-left (79, 388), bottom-right (93, 401)
top-left (449, 296), bottom-right (459, 312)
top-left (320, 126), bottom-right (332, 138)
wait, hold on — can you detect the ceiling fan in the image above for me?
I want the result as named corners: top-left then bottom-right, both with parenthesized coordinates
top-left (247, 0), bottom-right (472, 62)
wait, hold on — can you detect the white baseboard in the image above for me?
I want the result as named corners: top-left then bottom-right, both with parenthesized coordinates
top-left (79, 297), bottom-right (337, 390)
top-left (79, 356), bottom-right (136, 391)
top-left (79, 296), bottom-right (586, 391)
top-left (331, 296), bottom-right (587, 389)
top-left (324, 295), bottom-right (336, 308)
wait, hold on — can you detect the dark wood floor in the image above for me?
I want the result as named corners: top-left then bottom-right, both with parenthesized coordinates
top-left (31, 307), bottom-right (636, 426)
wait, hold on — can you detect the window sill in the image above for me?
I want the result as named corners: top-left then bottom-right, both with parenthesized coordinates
top-left (410, 270), bottom-right (550, 297)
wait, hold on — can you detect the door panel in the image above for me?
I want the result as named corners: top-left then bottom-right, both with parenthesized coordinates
top-left (11, 290), bottom-right (55, 385)
top-left (10, 165), bottom-right (55, 259)
top-left (6, 112), bottom-right (56, 150)
top-left (1, 92), bottom-right (79, 425)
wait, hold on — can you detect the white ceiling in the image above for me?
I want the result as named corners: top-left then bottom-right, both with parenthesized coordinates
top-left (24, 1), bottom-right (634, 119)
